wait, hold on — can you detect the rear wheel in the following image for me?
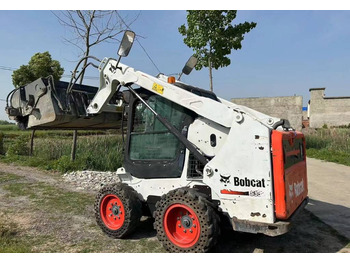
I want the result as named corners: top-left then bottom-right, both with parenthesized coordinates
top-left (95, 183), bottom-right (142, 238)
top-left (154, 188), bottom-right (220, 252)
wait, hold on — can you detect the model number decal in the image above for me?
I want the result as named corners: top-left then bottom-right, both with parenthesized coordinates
top-left (152, 83), bottom-right (164, 94)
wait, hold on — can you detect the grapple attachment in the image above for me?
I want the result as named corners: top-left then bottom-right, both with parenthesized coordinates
top-left (5, 77), bottom-right (122, 130)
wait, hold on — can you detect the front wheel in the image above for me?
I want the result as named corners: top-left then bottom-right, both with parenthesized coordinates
top-left (153, 188), bottom-right (220, 252)
top-left (95, 183), bottom-right (142, 238)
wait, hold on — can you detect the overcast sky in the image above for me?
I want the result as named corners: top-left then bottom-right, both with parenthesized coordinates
top-left (1, 7), bottom-right (350, 120)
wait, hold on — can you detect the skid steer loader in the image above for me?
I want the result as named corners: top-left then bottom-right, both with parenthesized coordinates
top-left (5, 31), bottom-right (308, 252)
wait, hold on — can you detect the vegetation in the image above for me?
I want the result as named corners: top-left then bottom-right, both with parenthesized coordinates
top-left (1, 121), bottom-right (349, 173)
top-left (12, 51), bottom-right (64, 87)
top-left (0, 120), bottom-right (15, 125)
top-left (0, 127), bottom-right (124, 173)
top-left (304, 128), bottom-right (350, 166)
top-left (179, 10), bottom-right (257, 91)
top-left (0, 171), bottom-right (164, 253)
top-left (0, 132), bottom-right (4, 155)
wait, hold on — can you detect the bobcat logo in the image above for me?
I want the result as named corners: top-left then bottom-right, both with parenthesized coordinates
top-left (220, 175), bottom-right (231, 187)
top-left (289, 184), bottom-right (294, 198)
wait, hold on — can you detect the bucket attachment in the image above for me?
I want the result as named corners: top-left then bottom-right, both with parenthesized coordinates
top-left (5, 77), bottom-right (122, 130)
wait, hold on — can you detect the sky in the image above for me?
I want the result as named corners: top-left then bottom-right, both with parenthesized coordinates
top-left (1, 7), bottom-right (350, 121)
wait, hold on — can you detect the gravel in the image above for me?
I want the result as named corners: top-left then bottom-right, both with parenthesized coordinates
top-left (62, 170), bottom-right (121, 191)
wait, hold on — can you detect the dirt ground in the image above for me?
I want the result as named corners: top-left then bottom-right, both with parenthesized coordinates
top-left (0, 162), bottom-right (349, 253)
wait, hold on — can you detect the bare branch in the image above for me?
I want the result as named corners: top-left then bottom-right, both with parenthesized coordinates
top-left (53, 10), bottom-right (138, 82)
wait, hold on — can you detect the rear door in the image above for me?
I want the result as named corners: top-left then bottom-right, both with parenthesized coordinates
top-left (272, 130), bottom-right (308, 220)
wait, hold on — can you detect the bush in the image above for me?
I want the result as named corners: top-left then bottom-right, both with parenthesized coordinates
top-left (6, 135), bottom-right (30, 156)
top-left (0, 132), bottom-right (125, 173)
top-left (0, 132), bottom-right (4, 155)
top-left (304, 128), bottom-right (350, 166)
top-left (52, 155), bottom-right (86, 173)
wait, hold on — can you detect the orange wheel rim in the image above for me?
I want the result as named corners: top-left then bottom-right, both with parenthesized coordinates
top-left (100, 194), bottom-right (125, 230)
top-left (163, 204), bottom-right (201, 248)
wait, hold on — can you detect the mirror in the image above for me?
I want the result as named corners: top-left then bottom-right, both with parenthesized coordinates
top-left (182, 55), bottom-right (198, 75)
top-left (118, 30), bottom-right (136, 57)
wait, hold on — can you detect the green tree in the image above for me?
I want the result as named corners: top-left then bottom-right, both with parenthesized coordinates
top-left (12, 51), bottom-right (64, 87)
top-left (179, 10), bottom-right (257, 91)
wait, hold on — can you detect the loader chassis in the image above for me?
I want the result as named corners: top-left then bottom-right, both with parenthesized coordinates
top-left (113, 80), bottom-right (307, 230)
top-left (5, 33), bottom-right (308, 252)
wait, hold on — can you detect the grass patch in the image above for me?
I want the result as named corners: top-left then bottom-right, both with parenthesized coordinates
top-left (306, 148), bottom-right (350, 166)
top-left (304, 128), bottom-right (350, 166)
top-left (0, 220), bottom-right (33, 252)
top-left (0, 214), bottom-right (61, 253)
top-left (3, 181), bottom-right (94, 215)
top-left (116, 238), bottom-right (164, 253)
top-left (0, 132), bottom-right (124, 173)
top-left (0, 172), bottom-right (22, 183)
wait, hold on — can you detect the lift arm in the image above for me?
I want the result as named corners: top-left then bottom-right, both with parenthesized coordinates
top-left (87, 58), bottom-right (282, 130)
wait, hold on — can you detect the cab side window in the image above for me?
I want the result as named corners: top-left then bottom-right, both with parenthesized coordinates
top-left (129, 95), bottom-right (186, 160)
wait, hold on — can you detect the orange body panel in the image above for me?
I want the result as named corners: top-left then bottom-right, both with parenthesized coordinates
top-left (272, 130), bottom-right (308, 220)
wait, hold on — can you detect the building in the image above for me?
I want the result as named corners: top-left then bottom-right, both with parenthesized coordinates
top-left (308, 88), bottom-right (350, 128)
top-left (231, 95), bottom-right (303, 131)
top-left (231, 88), bottom-right (350, 130)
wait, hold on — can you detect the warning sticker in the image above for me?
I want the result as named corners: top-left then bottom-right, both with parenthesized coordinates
top-left (152, 83), bottom-right (164, 94)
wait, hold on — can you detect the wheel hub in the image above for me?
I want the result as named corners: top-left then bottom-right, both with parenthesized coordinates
top-left (112, 204), bottom-right (120, 216)
top-left (181, 215), bottom-right (193, 229)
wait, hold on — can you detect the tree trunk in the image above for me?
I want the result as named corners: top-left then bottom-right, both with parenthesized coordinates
top-left (29, 129), bottom-right (36, 156)
top-left (208, 56), bottom-right (213, 92)
top-left (71, 130), bottom-right (78, 161)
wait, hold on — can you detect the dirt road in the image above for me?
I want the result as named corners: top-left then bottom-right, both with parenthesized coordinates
top-left (0, 160), bottom-right (349, 253)
top-left (306, 158), bottom-right (350, 240)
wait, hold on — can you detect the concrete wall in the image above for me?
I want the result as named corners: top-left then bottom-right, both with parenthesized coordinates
top-left (231, 96), bottom-right (303, 131)
top-left (309, 88), bottom-right (350, 128)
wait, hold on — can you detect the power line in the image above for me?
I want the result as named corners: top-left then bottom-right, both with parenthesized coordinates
top-left (0, 65), bottom-right (99, 80)
top-left (0, 66), bottom-right (17, 71)
top-left (62, 74), bottom-right (99, 80)
top-left (116, 11), bottom-right (162, 74)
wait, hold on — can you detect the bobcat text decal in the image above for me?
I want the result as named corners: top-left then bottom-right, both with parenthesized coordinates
top-left (288, 179), bottom-right (305, 199)
top-left (233, 177), bottom-right (266, 188)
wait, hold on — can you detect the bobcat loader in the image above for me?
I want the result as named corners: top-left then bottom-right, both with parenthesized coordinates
top-left (5, 31), bottom-right (308, 252)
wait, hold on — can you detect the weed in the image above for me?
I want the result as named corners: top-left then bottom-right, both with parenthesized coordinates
top-left (3, 181), bottom-right (93, 215)
top-left (305, 128), bottom-right (350, 166)
top-left (0, 172), bottom-right (22, 183)
top-left (0, 220), bottom-right (33, 252)
top-left (0, 132), bottom-right (4, 155)
top-left (6, 134), bottom-right (30, 156)
top-left (0, 132), bottom-right (124, 173)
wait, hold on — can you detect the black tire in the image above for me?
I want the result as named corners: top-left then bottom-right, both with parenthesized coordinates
top-left (153, 187), bottom-right (220, 253)
top-left (94, 183), bottom-right (142, 238)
